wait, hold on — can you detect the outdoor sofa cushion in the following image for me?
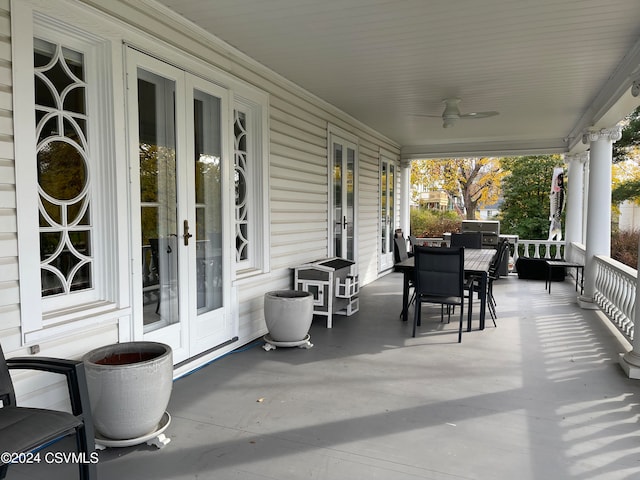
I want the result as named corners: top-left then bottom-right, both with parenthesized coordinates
top-left (515, 257), bottom-right (565, 281)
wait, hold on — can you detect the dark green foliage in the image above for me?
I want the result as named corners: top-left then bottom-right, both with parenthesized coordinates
top-left (611, 106), bottom-right (640, 203)
top-left (499, 155), bottom-right (564, 239)
top-left (612, 180), bottom-right (640, 203)
top-left (613, 106), bottom-right (640, 163)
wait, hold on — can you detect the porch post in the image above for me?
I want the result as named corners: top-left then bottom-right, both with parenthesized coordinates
top-left (564, 152), bottom-right (588, 261)
top-left (578, 127), bottom-right (622, 309)
top-left (399, 158), bottom-right (411, 235)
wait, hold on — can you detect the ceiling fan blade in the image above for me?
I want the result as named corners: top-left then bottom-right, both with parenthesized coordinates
top-left (459, 111), bottom-right (499, 119)
top-left (411, 98), bottom-right (499, 128)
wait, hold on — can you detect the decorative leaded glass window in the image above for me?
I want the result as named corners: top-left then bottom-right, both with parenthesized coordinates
top-left (234, 109), bottom-right (249, 263)
top-left (34, 38), bottom-right (93, 297)
top-left (232, 91), bottom-right (268, 277)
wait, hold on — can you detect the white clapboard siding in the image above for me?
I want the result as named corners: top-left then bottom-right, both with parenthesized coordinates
top-left (0, 0), bottom-right (17, 342)
top-left (0, 256), bottom-right (17, 281)
top-left (0, 0), bottom-right (25, 360)
top-left (0, 303), bottom-right (20, 332)
top-left (355, 139), bottom-right (383, 283)
top-left (0, 157), bottom-right (12, 182)
top-left (269, 95), bottom-right (330, 270)
top-left (0, 304), bottom-right (21, 359)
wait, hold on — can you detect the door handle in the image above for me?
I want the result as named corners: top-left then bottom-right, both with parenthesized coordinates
top-left (343, 216), bottom-right (347, 229)
top-left (183, 220), bottom-right (193, 246)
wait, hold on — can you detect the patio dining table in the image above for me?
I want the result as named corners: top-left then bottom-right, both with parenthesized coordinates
top-left (394, 248), bottom-right (496, 331)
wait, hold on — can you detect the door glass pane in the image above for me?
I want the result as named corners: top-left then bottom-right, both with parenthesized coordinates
top-left (346, 146), bottom-right (355, 260)
top-left (137, 69), bottom-right (179, 332)
top-left (194, 89), bottom-right (223, 313)
top-left (381, 162), bottom-right (387, 254)
top-left (333, 142), bottom-right (343, 257)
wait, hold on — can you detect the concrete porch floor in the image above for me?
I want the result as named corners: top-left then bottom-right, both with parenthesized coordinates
top-left (9, 272), bottom-right (640, 479)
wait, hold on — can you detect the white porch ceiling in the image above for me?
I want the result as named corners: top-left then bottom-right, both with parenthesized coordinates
top-left (156, 0), bottom-right (640, 158)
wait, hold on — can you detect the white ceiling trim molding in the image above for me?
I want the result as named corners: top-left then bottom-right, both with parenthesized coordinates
top-left (401, 139), bottom-right (568, 160)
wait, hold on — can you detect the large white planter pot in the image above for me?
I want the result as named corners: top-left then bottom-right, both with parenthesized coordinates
top-left (83, 341), bottom-right (173, 441)
top-left (264, 290), bottom-right (314, 342)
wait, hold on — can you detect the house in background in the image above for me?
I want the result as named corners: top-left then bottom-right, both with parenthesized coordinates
top-left (2, 0), bottom-right (640, 408)
top-left (415, 191), bottom-right (453, 211)
top-left (479, 200), bottom-right (503, 221)
top-left (619, 200), bottom-right (640, 231)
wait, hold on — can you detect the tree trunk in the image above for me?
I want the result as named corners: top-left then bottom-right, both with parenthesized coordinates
top-left (464, 192), bottom-right (477, 219)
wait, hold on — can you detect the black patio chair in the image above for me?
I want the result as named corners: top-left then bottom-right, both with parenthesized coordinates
top-left (394, 236), bottom-right (416, 317)
top-left (450, 232), bottom-right (483, 248)
top-left (0, 343), bottom-right (96, 480)
top-left (486, 238), bottom-right (510, 322)
top-left (467, 237), bottom-right (510, 326)
top-left (393, 235), bottom-right (412, 264)
top-left (412, 246), bottom-right (467, 342)
top-left (408, 235), bottom-right (419, 254)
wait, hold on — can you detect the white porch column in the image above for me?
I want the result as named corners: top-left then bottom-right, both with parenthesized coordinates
top-left (564, 152), bottom-right (588, 260)
top-left (578, 126), bottom-right (622, 309)
top-left (399, 158), bottom-right (411, 236)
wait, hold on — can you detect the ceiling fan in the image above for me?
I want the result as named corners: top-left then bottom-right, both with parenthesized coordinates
top-left (417, 98), bottom-right (499, 128)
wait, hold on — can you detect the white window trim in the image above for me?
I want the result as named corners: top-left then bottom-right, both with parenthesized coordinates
top-left (232, 88), bottom-right (270, 279)
top-left (327, 124), bottom-right (359, 261)
top-left (378, 148), bottom-right (399, 272)
top-left (13, 5), bottom-right (119, 340)
top-left (380, 147), bottom-right (399, 229)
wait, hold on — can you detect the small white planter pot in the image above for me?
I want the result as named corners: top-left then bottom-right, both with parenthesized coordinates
top-left (83, 341), bottom-right (173, 441)
top-left (264, 290), bottom-right (314, 343)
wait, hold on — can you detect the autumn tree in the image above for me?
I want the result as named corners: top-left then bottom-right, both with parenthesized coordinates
top-left (446, 157), bottom-right (505, 220)
top-left (411, 157), bottom-right (504, 220)
top-left (410, 159), bottom-right (444, 205)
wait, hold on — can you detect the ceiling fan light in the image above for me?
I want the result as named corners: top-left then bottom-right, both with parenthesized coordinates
top-left (441, 98), bottom-right (461, 117)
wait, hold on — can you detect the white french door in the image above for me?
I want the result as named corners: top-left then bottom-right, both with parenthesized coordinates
top-left (380, 153), bottom-right (396, 271)
top-left (127, 49), bottom-right (234, 363)
top-left (329, 131), bottom-right (358, 261)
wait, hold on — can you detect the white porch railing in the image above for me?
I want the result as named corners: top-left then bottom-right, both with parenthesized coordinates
top-left (518, 241), bottom-right (636, 343)
top-left (593, 255), bottom-right (636, 342)
top-left (414, 236), bottom-right (566, 261)
top-left (513, 239), bottom-right (564, 262)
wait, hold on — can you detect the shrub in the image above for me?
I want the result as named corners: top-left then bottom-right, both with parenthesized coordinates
top-left (410, 208), bottom-right (462, 237)
top-left (611, 230), bottom-right (639, 269)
